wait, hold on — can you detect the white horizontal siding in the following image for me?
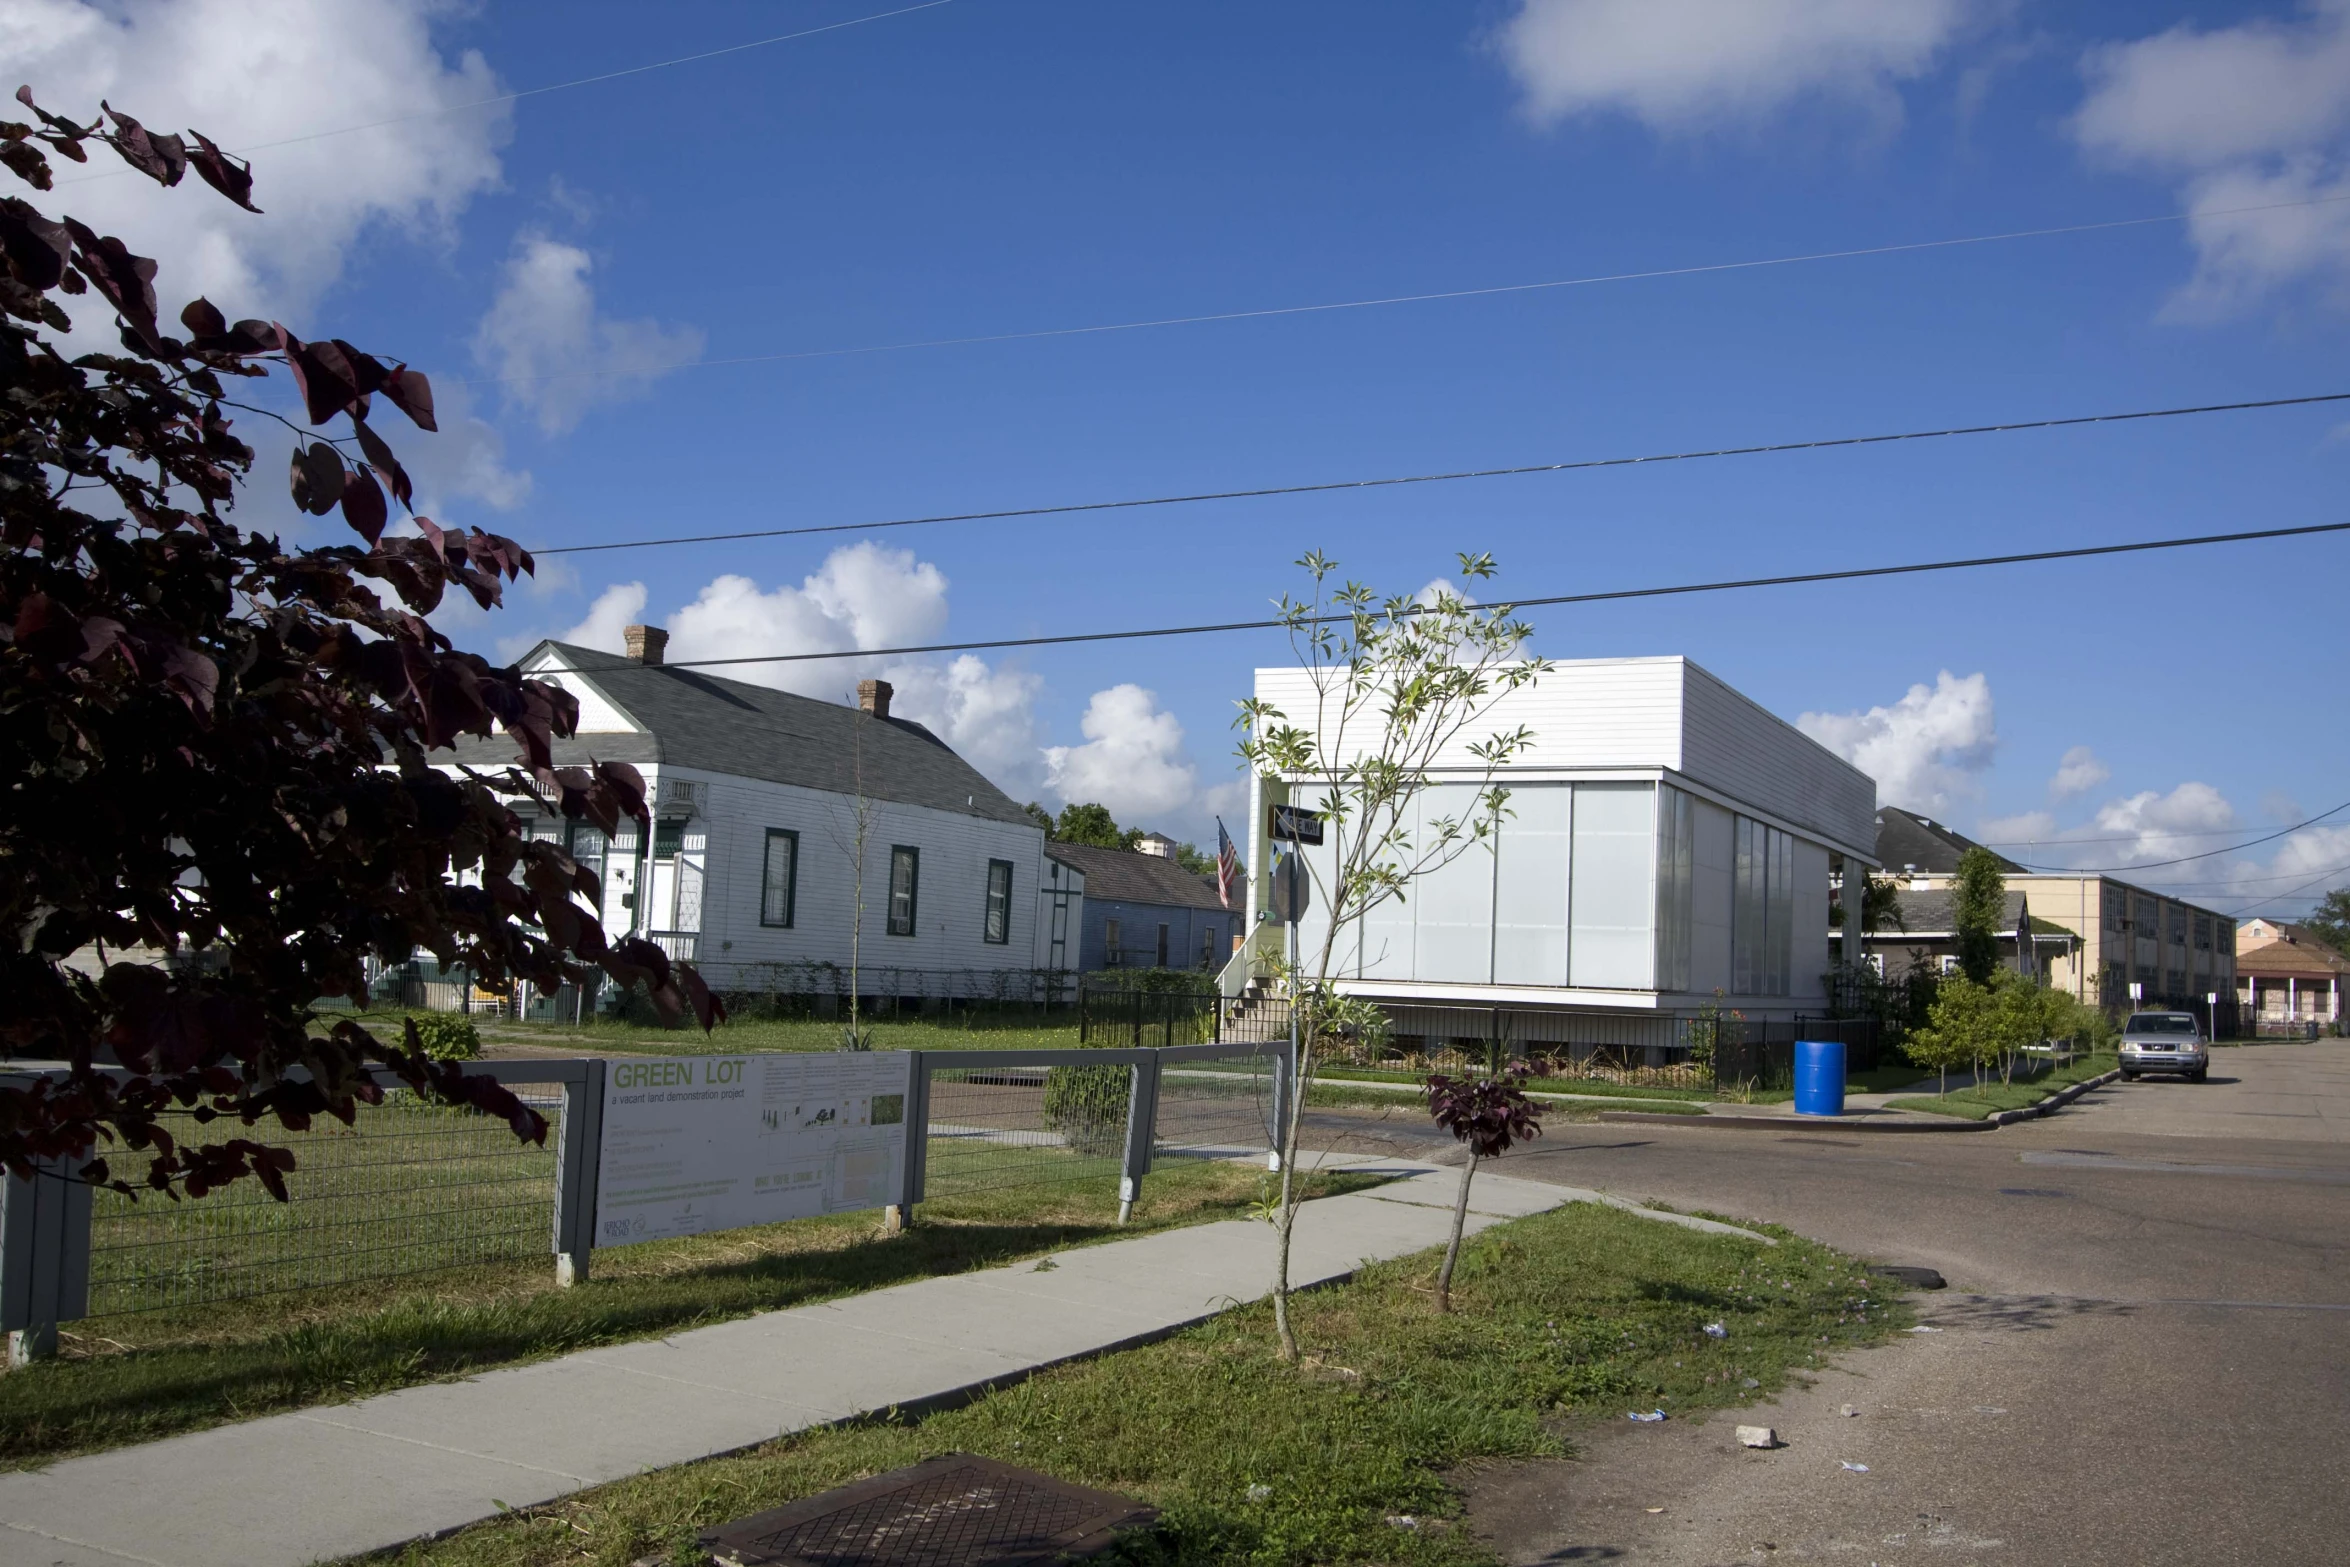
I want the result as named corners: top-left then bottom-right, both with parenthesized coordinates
top-left (1679, 662), bottom-right (1875, 859)
top-left (1252, 658), bottom-right (1684, 774)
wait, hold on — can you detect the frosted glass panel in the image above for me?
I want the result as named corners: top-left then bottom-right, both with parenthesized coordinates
top-left (1494, 785), bottom-right (1571, 985)
top-left (1570, 783), bottom-right (1656, 990)
top-left (1411, 785), bottom-right (1495, 983)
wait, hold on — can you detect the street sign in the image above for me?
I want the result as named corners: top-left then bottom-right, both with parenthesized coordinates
top-left (1267, 850), bottom-right (1311, 925)
top-left (1270, 803), bottom-right (1324, 845)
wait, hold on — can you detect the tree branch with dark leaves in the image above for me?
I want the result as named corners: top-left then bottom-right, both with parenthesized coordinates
top-left (0, 89), bottom-right (723, 1202)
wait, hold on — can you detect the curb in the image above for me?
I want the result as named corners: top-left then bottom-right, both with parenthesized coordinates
top-left (1598, 1069), bottom-right (2124, 1134)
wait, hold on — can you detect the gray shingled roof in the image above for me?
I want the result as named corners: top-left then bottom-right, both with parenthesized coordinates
top-left (1884, 888), bottom-right (2029, 938)
top-left (1044, 842), bottom-right (1227, 911)
top-left (440, 642), bottom-right (1033, 826)
top-left (1875, 807), bottom-right (2027, 876)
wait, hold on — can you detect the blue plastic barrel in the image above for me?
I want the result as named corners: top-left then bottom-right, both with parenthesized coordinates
top-left (1793, 1039), bottom-right (1846, 1117)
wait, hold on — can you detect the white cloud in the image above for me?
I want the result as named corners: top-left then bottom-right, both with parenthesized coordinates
top-left (2072, 2), bottom-right (2350, 312)
top-left (1495, 0), bottom-right (1973, 132)
top-left (649, 542), bottom-right (948, 699)
top-left (2092, 781), bottom-right (2238, 864)
top-left (1979, 809), bottom-right (2056, 846)
top-left (1044, 685), bottom-right (1202, 825)
top-left (2048, 744), bottom-right (2110, 800)
top-left (558, 581), bottom-right (647, 655)
top-left (472, 235), bottom-right (705, 434)
top-left (1798, 670), bottom-right (1996, 815)
top-left (883, 655), bottom-right (1046, 797)
top-left (10, 0), bottom-right (508, 336)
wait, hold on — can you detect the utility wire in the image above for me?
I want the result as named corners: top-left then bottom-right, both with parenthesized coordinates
top-left (52, 1), bottom-right (954, 186)
top-left (2223, 861), bottom-right (2350, 918)
top-left (55, 1), bottom-right (958, 179)
top-left (534, 390), bottom-right (2350, 557)
top-left (472, 191), bottom-right (2350, 391)
top-left (611, 518), bottom-right (2350, 672)
top-left (2014, 797), bottom-right (2350, 874)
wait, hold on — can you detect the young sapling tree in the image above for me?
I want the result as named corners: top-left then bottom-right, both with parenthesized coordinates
top-left (1235, 551), bottom-right (1548, 1360)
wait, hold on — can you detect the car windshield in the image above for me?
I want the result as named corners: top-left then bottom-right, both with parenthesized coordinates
top-left (2126, 1014), bottom-right (2198, 1035)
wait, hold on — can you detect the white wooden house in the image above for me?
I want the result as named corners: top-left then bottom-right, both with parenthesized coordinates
top-left (1235, 656), bottom-right (1877, 1046)
top-left (444, 627), bottom-right (1078, 1001)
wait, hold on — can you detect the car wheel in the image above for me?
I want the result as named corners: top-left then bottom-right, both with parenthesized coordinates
top-left (2191, 1068), bottom-right (2208, 1083)
top-left (2120, 1070), bottom-right (2139, 1081)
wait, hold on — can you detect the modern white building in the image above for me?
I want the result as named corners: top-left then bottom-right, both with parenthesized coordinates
top-left (1236, 656), bottom-right (1877, 1047)
top-left (444, 627), bottom-right (1079, 1002)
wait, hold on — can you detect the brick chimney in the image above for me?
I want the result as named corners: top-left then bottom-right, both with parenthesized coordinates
top-left (857, 678), bottom-right (893, 719)
top-left (622, 624), bottom-right (668, 666)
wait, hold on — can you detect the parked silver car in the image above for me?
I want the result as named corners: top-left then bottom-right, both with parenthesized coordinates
top-left (2119, 1011), bottom-right (2209, 1082)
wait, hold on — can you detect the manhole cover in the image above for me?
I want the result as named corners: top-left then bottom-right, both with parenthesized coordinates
top-left (703, 1454), bottom-right (1158, 1567)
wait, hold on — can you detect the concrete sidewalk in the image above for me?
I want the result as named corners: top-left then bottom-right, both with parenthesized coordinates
top-left (0, 1159), bottom-right (1709, 1567)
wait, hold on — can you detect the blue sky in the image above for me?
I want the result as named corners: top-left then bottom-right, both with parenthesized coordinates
top-left (28, 0), bottom-right (2350, 915)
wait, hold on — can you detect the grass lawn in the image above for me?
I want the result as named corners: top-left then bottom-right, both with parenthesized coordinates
top-left (0, 1160), bottom-right (1372, 1468)
top-left (354, 1202), bottom-right (1907, 1567)
top-left (1298, 1079), bottom-right (1705, 1116)
top-left (1886, 1053), bottom-right (2119, 1121)
top-left (1313, 1064), bottom-right (1714, 1102)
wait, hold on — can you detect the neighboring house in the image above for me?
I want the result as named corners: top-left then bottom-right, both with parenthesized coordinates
top-left (1045, 840), bottom-right (1234, 974)
top-left (1868, 889), bottom-right (2040, 982)
top-left (2233, 925), bottom-right (2346, 1029)
top-left (1242, 656), bottom-right (1878, 1050)
top-left (1861, 807), bottom-right (2236, 1009)
top-left (442, 627), bottom-right (1076, 998)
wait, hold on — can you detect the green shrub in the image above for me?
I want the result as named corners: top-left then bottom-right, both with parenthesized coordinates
top-left (1042, 1051), bottom-right (1131, 1158)
top-left (407, 1013), bottom-right (481, 1061)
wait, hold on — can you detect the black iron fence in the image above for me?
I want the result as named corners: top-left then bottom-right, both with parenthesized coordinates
top-left (1709, 1016), bottom-right (1885, 1093)
top-left (1076, 982), bottom-right (1293, 1047)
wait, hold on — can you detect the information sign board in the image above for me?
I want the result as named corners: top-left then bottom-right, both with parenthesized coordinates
top-left (594, 1052), bottom-right (910, 1247)
top-left (1269, 803), bottom-right (1324, 845)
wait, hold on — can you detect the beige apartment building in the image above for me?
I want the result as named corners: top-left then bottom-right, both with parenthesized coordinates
top-left (1857, 809), bottom-right (2236, 1008)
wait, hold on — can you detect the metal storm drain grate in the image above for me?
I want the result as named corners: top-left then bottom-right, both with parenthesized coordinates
top-left (702, 1454), bottom-right (1158, 1567)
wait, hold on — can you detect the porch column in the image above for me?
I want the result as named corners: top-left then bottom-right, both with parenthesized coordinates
top-left (2288, 976), bottom-right (2297, 1019)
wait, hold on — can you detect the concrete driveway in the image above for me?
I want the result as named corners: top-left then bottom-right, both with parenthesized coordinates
top-left (1434, 1041), bottom-right (2350, 1566)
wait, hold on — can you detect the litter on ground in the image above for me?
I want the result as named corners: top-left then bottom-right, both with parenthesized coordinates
top-left (1628, 1409), bottom-right (1668, 1422)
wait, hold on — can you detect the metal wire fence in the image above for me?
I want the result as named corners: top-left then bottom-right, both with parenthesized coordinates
top-left (915, 1058), bottom-right (1131, 1200)
top-left (1153, 1049), bottom-right (1279, 1162)
top-left (84, 1085), bottom-right (565, 1318)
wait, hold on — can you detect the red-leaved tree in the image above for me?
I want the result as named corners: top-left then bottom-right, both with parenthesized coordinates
top-left (1, 90), bottom-right (720, 1200)
top-left (1422, 1064), bottom-right (1544, 1312)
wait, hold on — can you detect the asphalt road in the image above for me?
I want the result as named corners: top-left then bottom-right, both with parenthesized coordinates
top-left (1335, 1043), bottom-right (2350, 1566)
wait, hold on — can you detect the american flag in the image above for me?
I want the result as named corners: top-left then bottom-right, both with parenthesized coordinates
top-left (1215, 817), bottom-right (1241, 910)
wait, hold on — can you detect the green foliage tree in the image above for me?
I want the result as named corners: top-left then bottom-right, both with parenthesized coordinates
top-left (1051, 801), bottom-right (1141, 850)
top-left (2302, 889), bottom-right (2350, 957)
top-left (1906, 974), bottom-right (1997, 1096)
top-left (1951, 847), bottom-right (2008, 985)
top-left (1236, 551), bottom-right (1546, 1359)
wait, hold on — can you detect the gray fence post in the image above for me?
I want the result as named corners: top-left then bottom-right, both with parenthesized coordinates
top-left (1117, 1051), bottom-right (1163, 1224)
top-left (552, 1058), bottom-right (606, 1287)
top-left (1268, 1036), bottom-right (1293, 1172)
top-left (891, 1051), bottom-right (927, 1231)
top-left (1, 1159), bottom-right (93, 1366)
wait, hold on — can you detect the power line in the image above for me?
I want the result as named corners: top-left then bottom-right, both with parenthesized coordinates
top-left (533, 390), bottom-right (2350, 557)
top-left (55, 1), bottom-right (958, 180)
top-left (2014, 798), bottom-right (2350, 874)
top-left (469, 191), bottom-right (2350, 391)
top-left (601, 518), bottom-right (2350, 672)
top-left (2223, 862), bottom-right (2350, 918)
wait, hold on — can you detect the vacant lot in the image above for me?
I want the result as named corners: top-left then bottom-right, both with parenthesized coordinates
top-left (356, 1202), bottom-right (1904, 1567)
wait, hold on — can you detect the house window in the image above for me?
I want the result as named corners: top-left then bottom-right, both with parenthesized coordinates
top-left (653, 820), bottom-right (686, 859)
top-left (983, 859), bottom-right (1013, 945)
top-left (1201, 924), bottom-right (1218, 970)
top-left (1105, 918), bottom-right (1122, 966)
top-left (2194, 913), bottom-right (2212, 951)
top-left (761, 830), bottom-right (798, 928)
top-left (568, 822), bottom-right (607, 880)
top-left (1156, 923), bottom-right (1170, 968)
top-left (887, 846), bottom-right (919, 937)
